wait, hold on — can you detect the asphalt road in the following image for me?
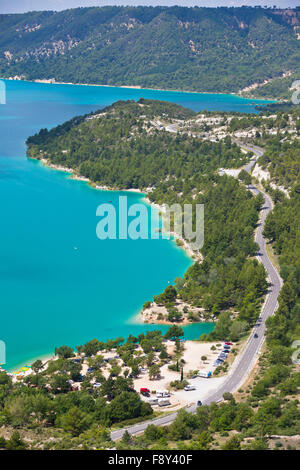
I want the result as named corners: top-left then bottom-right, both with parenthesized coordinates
top-left (203, 148), bottom-right (283, 404)
top-left (110, 144), bottom-right (282, 441)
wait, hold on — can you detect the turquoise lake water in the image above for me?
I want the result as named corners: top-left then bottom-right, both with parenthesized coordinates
top-left (0, 80), bottom-right (271, 370)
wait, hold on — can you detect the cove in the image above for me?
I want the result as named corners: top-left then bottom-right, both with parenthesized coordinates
top-left (0, 80), bottom-right (271, 370)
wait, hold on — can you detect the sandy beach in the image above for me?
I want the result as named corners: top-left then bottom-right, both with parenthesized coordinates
top-left (141, 298), bottom-right (214, 326)
top-left (8, 353), bottom-right (55, 380)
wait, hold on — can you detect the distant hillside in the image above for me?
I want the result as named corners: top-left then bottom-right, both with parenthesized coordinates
top-left (1, 6), bottom-right (300, 95)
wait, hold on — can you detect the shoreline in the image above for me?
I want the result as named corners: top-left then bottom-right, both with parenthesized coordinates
top-left (236, 71), bottom-right (291, 102)
top-left (3, 353), bottom-right (55, 377)
top-left (32, 156), bottom-right (203, 328)
top-left (36, 156), bottom-right (200, 263)
top-left (3, 76), bottom-right (274, 103)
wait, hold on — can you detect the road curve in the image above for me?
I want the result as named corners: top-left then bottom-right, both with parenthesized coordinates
top-left (110, 145), bottom-right (282, 441)
top-left (202, 144), bottom-right (283, 405)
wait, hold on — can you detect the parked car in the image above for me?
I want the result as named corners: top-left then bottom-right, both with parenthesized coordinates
top-left (254, 333), bottom-right (258, 338)
top-left (148, 398), bottom-right (158, 405)
top-left (158, 398), bottom-right (171, 407)
top-left (184, 385), bottom-right (196, 391)
top-left (93, 382), bottom-right (101, 388)
top-left (87, 367), bottom-right (94, 373)
top-left (156, 390), bottom-right (170, 398)
top-left (140, 387), bottom-right (150, 396)
top-left (213, 361), bottom-right (221, 366)
top-left (197, 400), bottom-right (203, 407)
top-left (225, 342), bottom-right (233, 346)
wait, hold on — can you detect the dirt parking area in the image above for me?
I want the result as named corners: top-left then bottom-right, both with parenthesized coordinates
top-left (134, 340), bottom-right (229, 409)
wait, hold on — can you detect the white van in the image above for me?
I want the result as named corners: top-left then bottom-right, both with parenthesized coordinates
top-left (198, 371), bottom-right (212, 378)
top-left (184, 384), bottom-right (196, 391)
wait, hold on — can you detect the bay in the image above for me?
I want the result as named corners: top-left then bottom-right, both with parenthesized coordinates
top-left (0, 80), bottom-right (270, 370)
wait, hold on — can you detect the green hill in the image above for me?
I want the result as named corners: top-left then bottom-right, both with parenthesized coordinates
top-left (1, 6), bottom-right (300, 95)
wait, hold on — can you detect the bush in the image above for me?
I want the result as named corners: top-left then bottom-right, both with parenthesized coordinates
top-left (275, 441), bottom-right (283, 448)
top-left (5, 432), bottom-right (27, 450)
top-left (170, 379), bottom-right (188, 390)
top-left (145, 424), bottom-right (165, 441)
top-left (61, 406), bottom-right (90, 437)
top-left (0, 437), bottom-right (6, 449)
top-left (55, 345), bottom-right (74, 359)
top-left (222, 435), bottom-right (241, 450)
top-left (223, 392), bottom-right (234, 401)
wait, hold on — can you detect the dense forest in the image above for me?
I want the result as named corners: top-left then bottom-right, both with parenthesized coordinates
top-left (0, 6), bottom-right (300, 95)
top-left (263, 188), bottom-right (300, 342)
top-left (259, 137), bottom-right (300, 190)
top-left (249, 71), bottom-right (300, 100)
top-left (237, 106), bottom-right (300, 189)
top-left (27, 99), bottom-right (268, 340)
top-left (26, 99), bottom-right (244, 189)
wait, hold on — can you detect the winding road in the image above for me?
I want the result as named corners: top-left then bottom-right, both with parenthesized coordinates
top-left (110, 144), bottom-right (283, 441)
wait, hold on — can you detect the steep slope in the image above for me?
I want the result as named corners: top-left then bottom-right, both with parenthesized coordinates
top-left (0, 6), bottom-right (299, 93)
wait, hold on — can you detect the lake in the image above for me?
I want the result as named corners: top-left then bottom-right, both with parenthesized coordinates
top-left (0, 79), bottom-right (270, 370)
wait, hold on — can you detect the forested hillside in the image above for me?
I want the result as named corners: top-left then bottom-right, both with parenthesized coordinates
top-left (1, 6), bottom-right (300, 94)
top-left (260, 138), bottom-right (300, 190)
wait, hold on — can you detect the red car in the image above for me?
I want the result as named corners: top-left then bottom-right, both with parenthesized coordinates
top-left (140, 387), bottom-right (150, 394)
top-left (225, 342), bottom-right (233, 346)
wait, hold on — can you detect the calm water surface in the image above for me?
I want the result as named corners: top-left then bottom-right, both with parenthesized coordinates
top-left (0, 80), bottom-right (270, 369)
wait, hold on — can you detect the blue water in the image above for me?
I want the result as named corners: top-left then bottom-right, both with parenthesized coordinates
top-left (0, 80), bottom-right (270, 370)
